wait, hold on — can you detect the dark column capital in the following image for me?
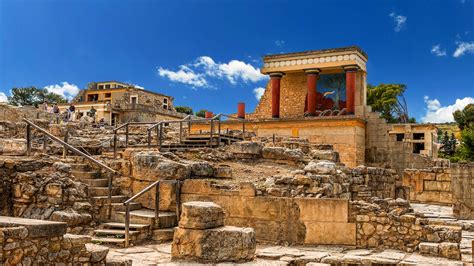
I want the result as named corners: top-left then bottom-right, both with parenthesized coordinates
top-left (269, 72), bottom-right (285, 79)
top-left (304, 68), bottom-right (321, 75)
top-left (343, 65), bottom-right (359, 72)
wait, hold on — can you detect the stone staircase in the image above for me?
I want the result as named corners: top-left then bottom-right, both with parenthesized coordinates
top-left (159, 133), bottom-right (243, 151)
top-left (67, 157), bottom-right (177, 247)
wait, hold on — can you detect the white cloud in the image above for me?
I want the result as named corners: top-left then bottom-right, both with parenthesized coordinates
top-left (421, 96), bottom-right (474, 123)
top-left (0, 92), bottom-right (8, 102)
top-left (453, 41), bottom-right (474, 57)
top-left (44, 82), bottom-right (80, 100)
top-left (158, 56), bottom-right (266, 88)
top-left (431, 44), bottom-right (447, 57)
top-left (133, 84), bottom-right (144, 90)
top-left (275, 40), bottom-right (285, 47)
top-left (157, 66), bottom-right (208, 88)
top-left (389, 12), bottom-right (407, 32)
top-left (253, 87), bottom-right (265, 100)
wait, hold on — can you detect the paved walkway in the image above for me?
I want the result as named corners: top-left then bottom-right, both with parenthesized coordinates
top-left (105, 203), bottom-right (473, 265)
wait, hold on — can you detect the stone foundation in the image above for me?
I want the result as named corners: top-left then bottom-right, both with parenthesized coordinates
top-left (171, 201), bottom-right (256, 262)
top-left (403, 167), bottom-right (452, 204)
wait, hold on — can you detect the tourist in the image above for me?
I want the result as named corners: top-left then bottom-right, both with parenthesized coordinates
top-left (42, 101), bottom-right (49, 112)
top-left (68, 104), bottom-right (76, 122)
top-left (89, 106), bottom-right (96, 122)
top-left (52, 103), bottom-right (60, 114)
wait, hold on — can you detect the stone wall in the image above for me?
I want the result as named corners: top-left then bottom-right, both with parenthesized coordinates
top-left (0, 156), bottom-right (94, 233)
top-left (0, 104), bottom-right (57, 123)
top-left (191, 118), bottom-right (366, 167)
top-left (0, 217), bottom-right (107, 265)
top-left (180, 179), bottom-right (357, 246)
top-left (451, 163), bottom-right (474, 219)
top-left (402, 168), bottom-right (452, 204)
top-left (350, 198), bottom-right (462, 256)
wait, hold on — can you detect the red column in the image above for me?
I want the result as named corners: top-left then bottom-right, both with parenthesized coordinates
top-left (237, 102), bottom-right (245, 119)
top-left (305, 69), bottom-right (320, 116)
top-left (270, 73), bottom-right (284, 118)
top-left (205, 111), bottom-right (213, 119)
top-left (345, 67), bottom-right (358, 114)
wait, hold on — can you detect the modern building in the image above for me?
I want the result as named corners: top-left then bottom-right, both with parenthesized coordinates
top-left (59, 81), bottom-right (183, 125)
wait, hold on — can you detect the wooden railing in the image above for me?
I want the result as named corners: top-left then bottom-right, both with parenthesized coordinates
top-left (23, 118), bottom-right (119, 219)
top-left (123, 179), bottom-right (181, 248)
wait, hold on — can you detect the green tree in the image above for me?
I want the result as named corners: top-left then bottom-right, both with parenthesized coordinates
top-left (175, 106), bottom-right (193, 115)
top-left (453, 103), bottom-right (474, 130)
top-left (367, 83), bottom-right (413, 123)
top-left (195, 109), bottom-right (207, 118)
top-left (8, 87), bottom-right (67, 107)
top-left (458, 127), bottom-right (474, 161)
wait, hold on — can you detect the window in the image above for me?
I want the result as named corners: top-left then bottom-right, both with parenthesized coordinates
top-left (396, 134), bottom-right (404, 142)
top-left (87, 94), bottom-right (99, 102)
top-left (105, 84), bottom-right (111, 89)
top-left (105, 93), bottom-right (111, 98)
top-left (413, 133), bottom-right (425, 140)
top-left (130, 96), bottom-right (138, 105)
top-left (98, 85), bottom-right (104, 90)
top-left (163, 98), bottom-right (168, 104)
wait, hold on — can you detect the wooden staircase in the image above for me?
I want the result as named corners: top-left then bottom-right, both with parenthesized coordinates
top-left (68, 158), bottom-right (177, 247)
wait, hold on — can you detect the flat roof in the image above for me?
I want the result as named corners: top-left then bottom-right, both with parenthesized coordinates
top-left (263, 46), bottom-right (368, 61)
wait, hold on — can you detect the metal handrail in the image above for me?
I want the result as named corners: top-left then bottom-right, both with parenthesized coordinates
top-left (23, 118), bottom-right (118, 219)
top-left (123, 179), bottom-right (181, 248)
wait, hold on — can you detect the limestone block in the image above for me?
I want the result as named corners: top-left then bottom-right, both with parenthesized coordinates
top-left (310, 150), bottom-right (339, 162)
top-left (419, 242), bottom-right (439, 255)
top-left (85, 243), bottom-right (108, 262)
top-left (171, 226), bottom-right (256, 262)
top-left (303, 221), bottom-right (356, 245)
top-left (189, 161), bottom-right (214, 177)
top-left (227, 141), bottom-right (263, 157)
top-left (438, 242), bottom-right (461, 260)
top-left (0, 139), bottom-right (26, 155)
top-left (214, 164), bottom-right (233, 179)
top-left (262, 147), bottom-right (304, 162)
top-left (132, 151), bottom-right (190, 181)
top-left (179, 201), bottom-right (225, 229)
top-left (304, 160), bottom-right (336, 175)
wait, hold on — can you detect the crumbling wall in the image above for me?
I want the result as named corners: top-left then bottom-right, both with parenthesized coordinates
top-left (0, 224), bottom-right (107, 264)
top-left (0, 156), bottom-right (94, 232)
top-left (402, 167), bottom-right (452, 204)
top-left (451, 163), bottom-right (474, 219)
top-left (350, 197), bottom-right (461, 257)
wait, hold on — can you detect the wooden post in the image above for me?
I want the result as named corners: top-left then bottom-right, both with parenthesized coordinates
top-left (155, 182), bottom-right (160, 228)
top-left (62, 130), bottom-right (69, 158)
top-left (42, 134), bottom-right (48, 153)
top-left (175, 181), bottom-right (181, 221)
top-left (242, 120), bottom-right (246, 140)
top-left (26, 124), bottom-right (31, 156)
top-left (147, 129), bottom-right (152, 148)
top-left (125, 124), bottom-right (129, 148)
top-left (217, 117), bottom-right (221, 147)
top-left (113, 132), bottom-right (117, 159)
top-left (179, 121), bottom-right (183, 143)
top-left (159, 124), bottom-right (163, 148)
top-left (125, 203), bottom-right (130, 248)
top-left (209, 120), bottom-right (214, 147)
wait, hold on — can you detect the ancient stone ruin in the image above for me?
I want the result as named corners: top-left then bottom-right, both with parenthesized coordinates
top-left (0, 46), bottom-right (473, 265)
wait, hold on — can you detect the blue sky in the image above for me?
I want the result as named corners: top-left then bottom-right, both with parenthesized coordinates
top-left (0, 0), bottom-right (473, 122)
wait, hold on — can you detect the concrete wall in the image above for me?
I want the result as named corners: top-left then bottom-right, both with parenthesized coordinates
top-left (191, 118), bottom-right (366, 167)
top-left (179, 179), bottom-right (356, 245)
top-left (451, 163), bottom-right (474, 219)
top-left (402, 168), bottom-right (452, 204)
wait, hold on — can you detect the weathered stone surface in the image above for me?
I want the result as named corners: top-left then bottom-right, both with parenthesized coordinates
top-left (262, 147), bottom-right (305, 163)
top-left (0, 216), bottom-right (67, 237)
top-left (438, 242), bottom-right (461, 260)
top-left (0, 139), bottom-right (27, 155)
top-left (85, 243), bottom-right (109, 262)
top-left (228, 141), bottom-right (263, 158)
top-left (171, 226), bottom-right (256, 262)
top-left (179, 201), bottom-right (225, 229)
top-left (50, 210), bottom-right (91, 226)
top-left (189, 161), bottom-right (214, 177)
top-left (132, 151), bottom-right (190, 181)
top-left (304, 161), bottom-right (336, 175)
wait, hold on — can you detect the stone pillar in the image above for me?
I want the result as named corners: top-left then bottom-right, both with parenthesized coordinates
top-left (237, 102), bottom-right (245, 119)
top-left (270, 72), bottom-right (284, 119)
top-left (344, 66), bottom-right (358, 114)
top-left (305, 69), bottom-right (320, 116)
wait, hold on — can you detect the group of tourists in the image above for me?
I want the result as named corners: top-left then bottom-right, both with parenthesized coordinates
top-left (40, 101), bottom-right (97, 123)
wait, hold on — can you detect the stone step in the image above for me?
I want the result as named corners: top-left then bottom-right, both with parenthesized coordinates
top-left (81, 178), bottom-right (109, 187)
top-left (88, 186), bottom-right (121, 197)
top-left (152, 228), bottom-right (175, 242)
top-left (103, 222), bottom-right (150, 230)
top-left (72, 170), bottom-right (100, 179)
top-left (94, 229), bottom-right (141, 237)
top-left (115, 209), bottom-right (177, 228)
top-left (91, 195), bottom-right (128, 205)
top-left (112, 202), bottom-right (142, 212)
top-left (69, 163), bottom-right (90, 171)
top-left (92, 237), bottom-right (125, 247)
